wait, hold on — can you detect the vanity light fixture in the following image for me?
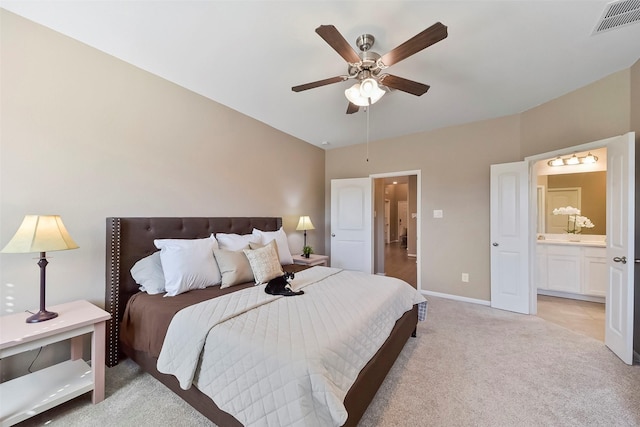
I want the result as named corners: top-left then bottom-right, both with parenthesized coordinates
top-left (565, 154), bottom-right (580, 165)
top-left (582, 152), bottom-right (598, 164)
top-left (549, 157), bottom-right (565, 167)
top-left (547, 152), bottom-right (599, 167)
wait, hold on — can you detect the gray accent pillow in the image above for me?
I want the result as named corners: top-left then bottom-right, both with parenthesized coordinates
top-left (213, 245), bottom-right (254, 288)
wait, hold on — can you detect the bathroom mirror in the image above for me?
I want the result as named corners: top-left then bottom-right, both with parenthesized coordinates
top-left (537, 171), bottom-right (606, 235)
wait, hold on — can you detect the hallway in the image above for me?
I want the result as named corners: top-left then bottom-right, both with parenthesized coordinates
top-left (384, 242), bottom-right (417, 288)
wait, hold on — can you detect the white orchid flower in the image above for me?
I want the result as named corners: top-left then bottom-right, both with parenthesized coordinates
top-left (552, 206), bottom-right (581, 215)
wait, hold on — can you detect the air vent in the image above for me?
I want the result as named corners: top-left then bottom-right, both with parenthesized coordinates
top-left (593, 0), bottom-right (640, 34)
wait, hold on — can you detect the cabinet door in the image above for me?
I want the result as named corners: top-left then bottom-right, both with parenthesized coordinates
top-left (583, 248), bottom-right (607, 297)
top-left (546, 246), bottom-right (581, 293)
top-left (535, 245), bottom-right (548, 290)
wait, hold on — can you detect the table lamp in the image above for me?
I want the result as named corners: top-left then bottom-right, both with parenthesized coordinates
top-left (1, 215), bottom-right (79, 323)
top-left (296, 216), bottom-right (315, 256)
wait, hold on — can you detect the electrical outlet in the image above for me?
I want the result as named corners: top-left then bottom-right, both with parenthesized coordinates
top-left (461, 273), bottom-right (469, 283)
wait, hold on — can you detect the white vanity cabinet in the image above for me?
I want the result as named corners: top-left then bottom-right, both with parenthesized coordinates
top-left (582, 247), bottom-right (607, 297)
top-left (546, 244), bottom-right (582, 293)
top-left (536, 241), bottom-right (606, 299)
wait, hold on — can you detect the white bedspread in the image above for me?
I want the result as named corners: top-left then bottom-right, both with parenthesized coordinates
top-left (157, 267), bottom-right (426, 427)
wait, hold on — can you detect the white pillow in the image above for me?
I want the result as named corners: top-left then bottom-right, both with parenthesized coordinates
top-left (154, 236), bottom-right (221, 297)
top-left (252, 227), bottom-right (293, 265)
top-left (215, 233), bottom-right (259, 251)
top-left (130, 251), bottom-right (166, 295)
top-left (244, 240), bottom-right (284, 284)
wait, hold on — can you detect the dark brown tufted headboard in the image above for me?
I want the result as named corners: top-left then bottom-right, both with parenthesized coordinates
top-left (104, 217), bottom-right (282, 366)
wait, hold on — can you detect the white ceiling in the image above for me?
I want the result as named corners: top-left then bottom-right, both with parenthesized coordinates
top-left (2, 1), bottom-right (640, 149)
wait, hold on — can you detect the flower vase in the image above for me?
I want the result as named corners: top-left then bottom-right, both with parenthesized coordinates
top-left (568, 234), bottom-right (581, 242)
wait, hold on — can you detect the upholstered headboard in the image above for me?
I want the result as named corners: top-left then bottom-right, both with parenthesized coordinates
top-left (104, 217), bottom-right (282, 366)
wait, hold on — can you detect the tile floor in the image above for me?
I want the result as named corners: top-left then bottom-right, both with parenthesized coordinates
top-left (536, 295), bottom-right (605, 341)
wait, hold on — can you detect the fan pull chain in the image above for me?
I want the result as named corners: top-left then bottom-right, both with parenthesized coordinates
top-left (366, 102), bottom-right (370, 162)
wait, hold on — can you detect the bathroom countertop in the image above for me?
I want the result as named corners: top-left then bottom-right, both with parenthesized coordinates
top-left (537, 239), bottom-right (605, 248)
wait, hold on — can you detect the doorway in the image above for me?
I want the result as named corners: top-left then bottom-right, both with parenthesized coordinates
top-left (534, 149), bottom-right (607, 341)
top-left (491, 132), bottom-right (635, 364)
top-left (371, 171), bottom-right (420, 289)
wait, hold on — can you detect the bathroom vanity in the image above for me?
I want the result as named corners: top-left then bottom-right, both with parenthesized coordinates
top-left (536, 235), bottom-right (606, 302)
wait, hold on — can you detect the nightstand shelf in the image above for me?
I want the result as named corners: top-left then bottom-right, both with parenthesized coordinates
top-left (292, 253), bottom-right (329, 267)
top-left (0, 300), bottom-right (110, 427)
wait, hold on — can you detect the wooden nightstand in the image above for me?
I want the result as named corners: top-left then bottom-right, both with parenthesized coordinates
top-left (0, 300), bottom-right (111, 426)
top-left (292, 253), bottom-right (329, 267)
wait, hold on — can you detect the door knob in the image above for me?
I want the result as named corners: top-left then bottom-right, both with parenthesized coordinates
top-left (613, 256), bottom-right (627, 264)
top-left (492, 242), bottom-right (499, 247)
top-left (331, 233), bottom-right (335, 237)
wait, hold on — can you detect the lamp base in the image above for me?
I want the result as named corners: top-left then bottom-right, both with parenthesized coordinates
top-left (26, 310), bottom-right (58, 323)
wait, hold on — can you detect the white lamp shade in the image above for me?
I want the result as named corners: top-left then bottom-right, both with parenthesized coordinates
top-left (296, 216), bottom-right (315, 231)
top-left (565, 155), bottom-right (580, 165)
top-left (1, 215), bottom-right (79, 253)
top-left (344, 79), bottom-right (385, 107)
top-left (582, 153), bottom-right (598, 164)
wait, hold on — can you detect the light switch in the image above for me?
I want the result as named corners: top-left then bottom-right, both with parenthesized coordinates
top-left (433, 209), bottom-right (443, 218)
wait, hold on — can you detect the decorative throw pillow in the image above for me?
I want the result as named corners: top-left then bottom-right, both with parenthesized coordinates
top-left (244, 240), bottom-right (284, 284)
top-left (130, 251), bottom-right (166, 294)
top-left (215, 233), bottom-right (260, 251)
top-left (154, 236), bottom-right (221, 297)
top-left (252, 227), bottom-right (294, 265)
top-left (213, 245), bottom-right (254, 288)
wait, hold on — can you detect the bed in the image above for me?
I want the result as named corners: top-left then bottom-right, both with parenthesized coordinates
top-left (104, 217), bottom-right (423, 426)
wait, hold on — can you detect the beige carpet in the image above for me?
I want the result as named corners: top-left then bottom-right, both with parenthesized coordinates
top-left (16, 296), bottom-right (640, 427)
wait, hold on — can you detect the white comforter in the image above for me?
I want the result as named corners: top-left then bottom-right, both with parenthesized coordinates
top-left (157, 266), bottom-right (426, 427)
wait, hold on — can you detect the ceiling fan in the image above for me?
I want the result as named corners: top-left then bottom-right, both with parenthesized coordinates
top-left (292, 23), bottom-right (448, 114)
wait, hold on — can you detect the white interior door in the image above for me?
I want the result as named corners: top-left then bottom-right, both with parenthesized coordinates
top-left (397, 201), bottom-right (408, 241)
top-left (605, 132), bottom-right (635, 365)
top-left (331, 178), bottom-right (373, 273)
top-left (385, 200), bottom-right (390, 244)
top-left (490, 161), bottom-right (530, 314)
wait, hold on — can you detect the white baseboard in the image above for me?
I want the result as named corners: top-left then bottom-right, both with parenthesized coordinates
top-left (537, 289), bottom-right (605, 304)
top-left (375, 272), bottom-right (386, 276)
top-left (420, 290), bottom-right (491, 306)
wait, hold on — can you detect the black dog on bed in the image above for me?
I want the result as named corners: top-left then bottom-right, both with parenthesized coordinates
top-left (265, 271), bottom-right (304, 297)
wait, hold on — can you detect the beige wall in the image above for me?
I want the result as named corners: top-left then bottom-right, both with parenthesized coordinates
top-left (326, 115), bottom-right (521, 301)
top-left (0, 10), bottom-right (325, 318)
top-left (633, 60), bottom-right (640, 140)
top-left (327, 65), bottom-right (636, 302)
top-left (520, 70), bottom-right (631, 157)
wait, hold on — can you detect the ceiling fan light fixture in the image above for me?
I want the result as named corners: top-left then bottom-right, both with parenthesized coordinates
top-left (345, 83), bottom-right (367, 107)
top-left (345, 79), bottom-right (385, 107)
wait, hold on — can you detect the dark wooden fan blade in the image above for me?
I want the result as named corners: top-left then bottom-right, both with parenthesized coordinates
top-left (380, 74), bottom-right (430, 96)
top-left (292, 76), bottom-right (346, 92)
top-left (379, 22), bottom-right (447, 67)
top-left (346, 102), bottom-right (359, 114)
top-left (315, 25), bottom-right (361, 64)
